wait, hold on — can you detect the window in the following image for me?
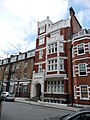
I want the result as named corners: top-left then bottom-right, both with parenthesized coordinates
top-left (18, 54), bottom-right (25, 60)
top-left (72, 47), bottom-right (74, 57)
top-left (38, 64), bottom-right (42, 72)
top-left (12, 64), bottom-right (16, 71)
top-left (22, 85), bottom-right (28, 94)
top-left (88, 42), bottom-right (90, 53)
top-left (5, 66), bottom-right (9, 72)
top-left (60, 59), bottom-right (64, 71)
top-left (48, 43), bottom-right (57, 54)
top-left (74, 85), bottom-right (77, 99)
top-left (23, 68), bottom-right (27, 79)
top-left (50, 31), bottom-right (59, 38)
top-left (83, 113), bottom-right (90, 119)
top-left (54, 81), bottom-right (56, 92)
top-left (73, 65), bottom-right (76, 77)
top-left (47, 81), bottom-right (50, 92)
top-left (47, 80), bottom-right (64, 93)
top-left (61, 81), bottom-right (64, 93)
top-left (57, 81), bottom-right (60, 92)
top-left (78, 63), bottom-right (87, 76)
top-left (16, 64), bottom-right (19, 69)
top-left (39, 50), bottom-right (43, 59)
top-left (70, 114), bottom-right (82, 120)
top-left (59, 42), bottom-right (64, 52)
top-left (48, 59), bottom-right (57, 71)
top-left (77, 43), bottom-right (84, 55)
top-left (80, 86), bottom-right (88, 99)
top-left (15, 71), bottom-right (18, 80)
top-left (39, 37), bottom-right (44, 45)
top-left (24, 62), bottom-right (27, 68)
top-left (39, 26), bottom-right (45, 34)
top-left (11, 74), bottom-right (15, 80)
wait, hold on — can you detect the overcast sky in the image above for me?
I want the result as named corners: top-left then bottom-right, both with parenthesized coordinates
top-left (0, 0), bottom-right (90, 59)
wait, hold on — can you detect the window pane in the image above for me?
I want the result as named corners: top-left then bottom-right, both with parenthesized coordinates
top-left (79, 63), bottom-right (86, 76)
top-left (60, 59), bottom-right (64, 71)
top-left (78, 43), bottom-right (84, 54)
top-left (60, 43), bottom-right (64, 52)
top-left (81, 86), bottom-right (88, 98)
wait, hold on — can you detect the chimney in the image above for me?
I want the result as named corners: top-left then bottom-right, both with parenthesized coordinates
top-left (69, 7), bottom-right (75, 16)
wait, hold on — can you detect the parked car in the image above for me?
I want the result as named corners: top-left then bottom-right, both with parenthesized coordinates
top-left (43, 107), bottom-right (90, 120)
top-left (59, 109), bottom-right (90, 120)
top-left (1, 92), bottom-right (15, 101)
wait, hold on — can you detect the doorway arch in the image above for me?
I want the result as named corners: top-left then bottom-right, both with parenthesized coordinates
top-left (35, 83), bottom-right (41, 98)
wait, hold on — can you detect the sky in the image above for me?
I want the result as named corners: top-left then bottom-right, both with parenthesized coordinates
top-left (0, 0), bottom-right (90, 59)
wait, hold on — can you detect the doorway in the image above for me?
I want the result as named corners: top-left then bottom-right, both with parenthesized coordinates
top-left (35, 83), bottom-right (41, 98)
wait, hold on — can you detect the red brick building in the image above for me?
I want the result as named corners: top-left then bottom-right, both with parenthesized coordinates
top-left (72, 29), bottom-right (90, 105)
top-left (0, 7), bottom-right (90, 105)
top-left (0, 49), bottom-right (35, 98)
top-left (30, 7), bottom-right (83, 104)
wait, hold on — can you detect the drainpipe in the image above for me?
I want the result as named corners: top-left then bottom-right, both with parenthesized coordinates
top-left (70, 45), bottom-right (74, 106)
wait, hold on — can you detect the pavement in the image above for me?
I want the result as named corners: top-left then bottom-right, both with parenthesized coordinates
top-left (15, 97), bottom-right (88, 112)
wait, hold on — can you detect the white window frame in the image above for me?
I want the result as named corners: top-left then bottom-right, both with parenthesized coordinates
top-left (72, 47), bottom-right (74, 57)
top-left (50, 31), bottom-right (59, 38)
top-left (12, 64), bottom-right (16, 71)
top-left (39, 37), bottom-right (44, 45)
top-left (38, 64), bottom-right (42, 73)
top-left (59, 42), bottom-right (64, 52)
top-left (39, 26), bottom-right (45, 34)
top-left (39, 50), bottom-right (43, 59)
top-left (60, 58), bottom-right (64, 71)
top-left (48, 59), bottom-right (57, 71)
top-left (22, 85), bottom-right (28, 94)
top-left (48, 43), bottom-right (57, 54)
top-left (74, 85), bottom-right (77, 99)
top-left (47, 80), bottom-right (64, 93)
top-left (73, 65), bottom-right (76, 77)
top-left (77, 43), bottom-right (85, 55)
top-left (80, 85), bottom-right (89, 100)
top-left (23, 66), bottom-right (27, 79)
top-left (88, 42), bottom-right (90, 53)
top-left (78, 63), bottom-right (87, 76)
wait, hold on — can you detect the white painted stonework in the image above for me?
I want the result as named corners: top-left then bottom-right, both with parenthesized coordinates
top-left (30, 71), bottom-right (45, 98)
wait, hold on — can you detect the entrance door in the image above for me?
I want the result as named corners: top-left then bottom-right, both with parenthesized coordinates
top-left (35, 83), bottom-right (41, 98)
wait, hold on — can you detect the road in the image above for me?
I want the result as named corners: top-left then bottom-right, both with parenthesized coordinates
top-left (1, 101), bottom-right (74, 120)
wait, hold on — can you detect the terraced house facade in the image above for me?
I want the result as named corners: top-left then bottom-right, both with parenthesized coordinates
top-left (0, 50), bottom-right (35, 98)
top-left (0, 7), bottom-right (90, 105)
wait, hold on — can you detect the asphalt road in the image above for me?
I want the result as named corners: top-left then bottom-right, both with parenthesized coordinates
top-left (1, 101), bottom-right (73, 120)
